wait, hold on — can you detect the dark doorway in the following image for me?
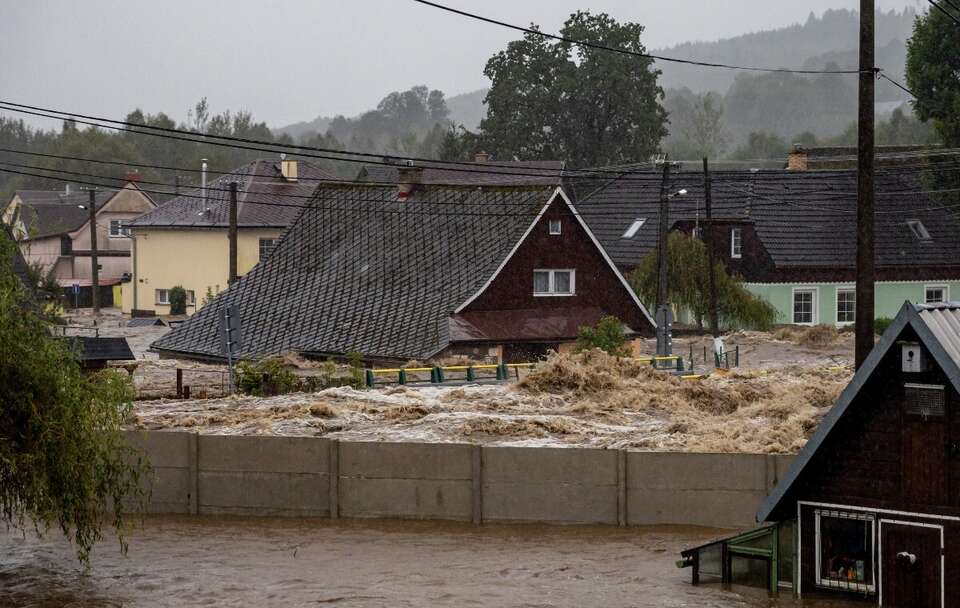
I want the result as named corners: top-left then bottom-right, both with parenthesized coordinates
top-left (880, 521), bottom-right (942, 608)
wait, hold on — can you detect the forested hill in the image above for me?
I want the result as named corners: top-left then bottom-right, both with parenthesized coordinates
top-left (653, 8), bottom-right (916, 96)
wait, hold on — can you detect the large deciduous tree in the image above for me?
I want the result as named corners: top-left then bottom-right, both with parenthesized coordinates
top-left (0, 233), bottom-right (147, 564)
top-left (906, 8), bottom-right (960, 146)
top-left (481, 11), bottom-right (667, 167)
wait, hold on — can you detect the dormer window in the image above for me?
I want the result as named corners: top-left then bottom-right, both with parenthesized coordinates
top-left (907, 220), bottom-right (931, 241)
top-left (730, 228), bottom-right (743, 259)
top-left (621, 218), bottom-right (646, 239)
top-left (549, 219), bottom-right (562, 235)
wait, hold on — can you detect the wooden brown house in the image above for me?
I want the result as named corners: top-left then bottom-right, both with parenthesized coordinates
top-left (684, 301), bottom-right (960, 606)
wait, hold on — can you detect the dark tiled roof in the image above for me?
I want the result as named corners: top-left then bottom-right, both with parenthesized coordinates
top-left (12, 189), bottom-right (115, 239)
top-left (129, 160), bottom-right (336, 228)
top-left (152, 184), bottom-right (556, 361)
top-left (128, 317), bottom-right (166, 327)
top-left (356, 159), bottom-right (565, 187)
top-left (569, 169), bottom-right (960, 272)
top-left (64, 336), bottom-right (135, 361)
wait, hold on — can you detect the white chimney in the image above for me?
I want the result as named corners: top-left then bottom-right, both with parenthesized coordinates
top-left (201, 158), bottom-right (208, 201)
top-left (64, 183), bottom-right (71, 195)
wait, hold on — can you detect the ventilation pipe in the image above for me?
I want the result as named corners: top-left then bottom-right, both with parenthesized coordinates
top-left (201, 158), bottom-right (208, 202)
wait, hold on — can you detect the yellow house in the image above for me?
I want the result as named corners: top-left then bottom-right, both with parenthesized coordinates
top-left (123, 159), bottom-right (334, 315)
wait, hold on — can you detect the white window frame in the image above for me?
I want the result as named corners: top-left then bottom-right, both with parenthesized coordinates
top-left (258, 238), bottom-right (277, 260)
top-left (792, 286), bottom-right (819, 325)
top-left (924, 284), bottom-right (949, 305)
top-left (835, 286), bottom-right (855, 326)
top-left (548, 219), bottom-right (562, 235)
top-left (907, 220), bottom-right (931, 241)
top-left (814, 509), bottom-right (877, 594)
top-left (730, 227), bottom-right (742, 259)
top-left (621, 218), bottom-right (646, 239)
top-left (533, 269), bottom-right (576, 296)
top-left (109, 219), bottom-right (130, 238)
top-left (155, 288), bottom-right (169, 305)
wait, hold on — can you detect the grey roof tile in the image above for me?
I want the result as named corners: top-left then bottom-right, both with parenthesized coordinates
top-left (129, 160), bottom-right (336, 228)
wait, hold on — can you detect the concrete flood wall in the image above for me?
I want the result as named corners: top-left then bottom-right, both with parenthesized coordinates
top-left (124, 431), bottom-right (793, 529)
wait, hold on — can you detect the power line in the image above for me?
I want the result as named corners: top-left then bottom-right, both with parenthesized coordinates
top-left (0, 100), bottom-right (653, 180)
top-left (927, 0), bottom-right (960, 27)
top-left (6, 159), bottom-right (960, 221)
top-left (409, 0), bottom-right (869, 75)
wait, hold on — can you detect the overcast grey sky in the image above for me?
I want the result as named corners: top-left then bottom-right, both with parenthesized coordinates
top-left (0, 0), bottom-right (920, 130)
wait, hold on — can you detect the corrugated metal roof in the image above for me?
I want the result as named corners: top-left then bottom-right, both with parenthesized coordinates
top-left (917, 302), bottom-right (960, 372)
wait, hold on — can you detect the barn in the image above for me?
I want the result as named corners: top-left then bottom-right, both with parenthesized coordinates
top-left (681, 301), bottom-right (960, 606)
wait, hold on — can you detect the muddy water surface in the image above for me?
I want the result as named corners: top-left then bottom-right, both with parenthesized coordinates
top-left (1, 516), bottom-right (859, 607)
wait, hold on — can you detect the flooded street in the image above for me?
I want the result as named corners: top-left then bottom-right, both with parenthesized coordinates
top-left (1, 516), bottom-right (859, 608)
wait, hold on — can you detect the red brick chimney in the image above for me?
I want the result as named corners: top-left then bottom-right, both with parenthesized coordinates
top-left (397, 162), bottom-right (423, 200)
top-left (125, 170), bottom-right (142, 182)
top-left (787, 145), bottom-right (808, 171)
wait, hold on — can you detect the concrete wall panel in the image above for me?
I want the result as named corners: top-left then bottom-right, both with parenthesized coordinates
top-left (338, 442), bottom-right (472, 479)
top-left (339, 478), bottom-right (472, 520)
top-left (197, 435), bottom-right (330, 516)
top-left (482, 447), bottom-right (618, 524)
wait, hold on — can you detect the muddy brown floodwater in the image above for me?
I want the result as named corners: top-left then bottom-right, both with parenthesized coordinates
top-left (0, 516), bottom-right (862, 608)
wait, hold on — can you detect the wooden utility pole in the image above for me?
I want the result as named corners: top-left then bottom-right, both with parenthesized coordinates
top-left (83, 187), bottom-right (100, 313)
top-left (228, 181), bottom-right (238, 285)
top-left (855, 0), bottom-right (875, 369)
top-left (656, 159), bottom-right (673, 356)
top-left (703, 158), bottom-right (719, 337)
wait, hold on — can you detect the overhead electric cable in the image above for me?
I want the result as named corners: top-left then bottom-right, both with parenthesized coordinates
top-left (409, 0), bottom-right (869, 75)
top-left (927, 0), bottom-right (960, 27)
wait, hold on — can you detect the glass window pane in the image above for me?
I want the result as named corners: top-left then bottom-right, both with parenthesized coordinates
top-left (926, 287), bottom-right (945, 304)
top-left (793, 290), bottom-right (814, 323)
top-left (818, 512), bottom-right (874, 590)
top-left (549, 219), bottom-right (561, 234)
top-left (837, 289), bottom-right (855, 323)
top-left (554, 271), bottom-right (571, 294)
top-left (533, 271), bottom-right (550, 294)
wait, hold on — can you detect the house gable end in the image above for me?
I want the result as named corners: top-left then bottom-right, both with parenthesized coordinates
top-left (758, 302), bottom-right (960, 522)
top-left (457, 187), bottom-right (654, 334)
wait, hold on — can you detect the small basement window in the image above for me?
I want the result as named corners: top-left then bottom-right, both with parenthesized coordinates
top-left (621, 218), bottom-right (646, 239)
top-left (730, 228), bottom-right (743, 258)
top-left (533, 269), bottom-right (575, 296)
top-left (155, 289), bottom-right (169, 305)
top-left (548, 219), bottom-right (562, 235)
top-left (815, 510), bottom-right (875, 594)
top-left (907, 220), bottom-right (931, 241)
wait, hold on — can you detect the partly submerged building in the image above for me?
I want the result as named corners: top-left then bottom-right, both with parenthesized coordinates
top-left (151, 173), bottom-right (653, 363)
top-left (571, 169), bottom-right (960, 327)
top-left (124, 159), bottom-right (336, 315)
top-left (682, 301), bottom-right (960, 605)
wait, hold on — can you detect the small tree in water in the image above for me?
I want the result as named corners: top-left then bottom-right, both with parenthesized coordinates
top-left (0, 234), bottom-right (147, 564)
top-left (628, 232), bottom-right (777, 330)
top-left (575, 316), bottom-right (631, 357)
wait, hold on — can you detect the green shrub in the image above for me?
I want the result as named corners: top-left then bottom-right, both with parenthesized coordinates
top-left (347, 351), bottom-right (365, 388)
top-left (169, 285), bottom-right (187, 315)
top-left (235, 357), bottom-right (297, 396)
top-left (874, 317), bottom-right (893, 336)
top-left (575, 316), bottom-right (631, 357)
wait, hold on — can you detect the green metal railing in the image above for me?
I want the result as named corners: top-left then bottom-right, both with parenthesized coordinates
top-left (363, 355), bottom-right (698, 388)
